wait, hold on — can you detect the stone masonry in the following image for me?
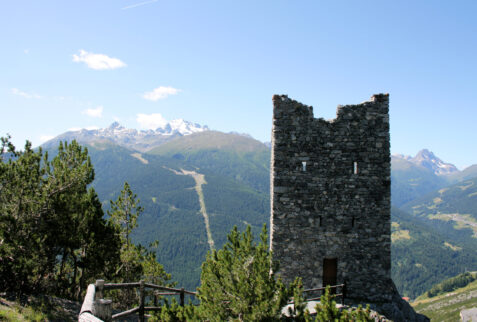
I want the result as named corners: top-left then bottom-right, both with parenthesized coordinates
top-left (270, 94), bottom-right (428, 321)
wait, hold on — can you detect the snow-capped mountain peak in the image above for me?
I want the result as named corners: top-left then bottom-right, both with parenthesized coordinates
top-left (44, 119), bottom-right (210, 152)
top-left (393, 149), bottom-right (459, 175)
top-left (157, 119), bottom-right (209, 136)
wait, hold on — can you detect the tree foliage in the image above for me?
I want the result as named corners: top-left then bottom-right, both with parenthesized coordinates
top-left (312, 286), bottom-right (373, 322)
top-left (107, 182), bottom-right (172, 308)
top-left (0, 137), bottom-right (120, 299)
top-left (426, 272), bottom-right (476, 298)
top-left (0, 136), bottom-right (173, 306)
top-left (197, 224), bottom-right (290, 321)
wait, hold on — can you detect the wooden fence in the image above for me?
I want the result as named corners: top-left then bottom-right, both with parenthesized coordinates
top-left (79, 280), bottom-right (346, 321)
top-left (78, 279), bottom-right (196, 321)
top-left (303, 283), bottom-right (346, 305)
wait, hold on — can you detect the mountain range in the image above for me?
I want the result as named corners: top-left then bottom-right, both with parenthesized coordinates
top-left (42, 120), bottom-right (209, 152)
top-left (40, 121), bottom-right (477, 299)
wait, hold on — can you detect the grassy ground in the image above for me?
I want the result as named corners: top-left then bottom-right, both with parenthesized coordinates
top-left (0, 295), bottom-right (80, 321)
top-left (412, 279), bottom-right (477, 321)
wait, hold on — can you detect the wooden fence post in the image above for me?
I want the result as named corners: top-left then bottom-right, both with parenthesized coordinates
top-left (139, 280), bottom-right (145, 322)
top-left (95, 299), bottom-right (112, 321)
top-left (180, 288), bottom-right (185, 307)
top-left (95, 279), bottom-right (104, 300)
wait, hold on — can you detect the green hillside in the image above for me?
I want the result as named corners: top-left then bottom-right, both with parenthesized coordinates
top-left (149, 131), bottom-right (271, 193)
top-left (446, 164), bottom-right (477, 182)
top-left (83, 137), bottom-right (270, 290)
top-left (391, 208), bottom-right (477, 298)
top-left (391, 156), bottom-right (448, 206)
top-left (149, 131), bottom-right (268, 154)
top-left (401, 177), bottom-right (477, 240)
top-left (412, 272), bottom-right (477, 321)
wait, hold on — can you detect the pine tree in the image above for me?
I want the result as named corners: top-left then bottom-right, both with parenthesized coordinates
top-left (197, 225), bottom-right (290, 321)
top-left (0, 137), bottom-right (121, 298)
top-left (107, 182), bottom-right (171, 308)
top-left (108, 182), bottom-right (143, 247)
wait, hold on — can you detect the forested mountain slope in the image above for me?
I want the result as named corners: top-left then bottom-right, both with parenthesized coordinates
top-left (391, 156), bottom-right (448, 206)
top-left (391, 208), bottom-right (477, 298)
top-left (401, 177), bottom-right (477, 240)
top-left (83, 134), bottom-right (270, 290)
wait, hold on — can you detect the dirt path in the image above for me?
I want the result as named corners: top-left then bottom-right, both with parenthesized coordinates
top-left (165, 167), bottom-right (215, 251)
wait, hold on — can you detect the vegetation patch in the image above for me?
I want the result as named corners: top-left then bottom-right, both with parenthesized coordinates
top-left (413, 273), bottom-right (477, 321)
top-left (428, 213), bottom-right (477, 237)
top-left (433, 197), bottom-right (443, 204)
top-left (458, 181), bottom-right (474, 191)
top-left (438, 187), bottom-right (449, 194)
top-left (391, 229), bottom-right (411, 242)
top-left (444, 242), bottom-right (462, 251)
top-left (0, 295), bottom-right (81, 322)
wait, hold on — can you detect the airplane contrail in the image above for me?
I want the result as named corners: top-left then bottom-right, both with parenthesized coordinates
top-left (121, 0), bottom-right (158, 10)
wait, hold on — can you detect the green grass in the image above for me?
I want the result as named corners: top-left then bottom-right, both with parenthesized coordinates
top-left (412, 277), bottom-right (477, 321)
top-left (0, 296), bottom-right (80, 322)
top-left (0, 301), bottom-right (48, 321)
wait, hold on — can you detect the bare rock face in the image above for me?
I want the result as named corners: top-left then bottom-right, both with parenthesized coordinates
top-left (270, 94), bottom-right (428, 321)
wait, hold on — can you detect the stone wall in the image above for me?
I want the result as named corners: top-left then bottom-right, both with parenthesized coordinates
top-left (270, 94), bottom-right (394, 302)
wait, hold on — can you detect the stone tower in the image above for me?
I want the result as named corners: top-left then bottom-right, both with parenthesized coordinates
top-left (270, 94), bottom-right (394, 303)
top-left (269, 94), bottom-right (428, 321)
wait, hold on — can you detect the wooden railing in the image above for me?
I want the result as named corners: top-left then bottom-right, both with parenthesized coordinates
top-left (302, 283), bottom-right (346, 305)
top-left (79, 279), bottom-right (196, 321)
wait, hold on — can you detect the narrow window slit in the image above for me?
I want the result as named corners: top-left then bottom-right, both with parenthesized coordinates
top-left (352, 216), bottom-right (355, 227)
top-left (353, 161), bottom-right (358, 174)
top-left (302, 161), bottom-right (307, 172)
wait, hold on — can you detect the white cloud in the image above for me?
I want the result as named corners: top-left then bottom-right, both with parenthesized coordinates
top-left (143, 86), bottom-right (181, 101)
top-left (137, 113), bottom-right (168, 130)
top-left (11, 88), bottom-right (41, 99)
top-left (39, 135), bottom-right (54, 143)
top-left (73, 50), bottom-right (126, 70)
top-left (122, 0), bottom-right (158, 10)
top-left (82, 106), bottom-right (103, 118)
top-left (67, 126), bottom-right (100, 132)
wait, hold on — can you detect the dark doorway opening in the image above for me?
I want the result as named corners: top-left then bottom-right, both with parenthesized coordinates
top-left (323, 258), bottom-right (337, 293)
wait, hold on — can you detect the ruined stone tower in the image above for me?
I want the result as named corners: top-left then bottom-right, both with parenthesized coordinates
top-left (270, 94), bottom-right (394, 303)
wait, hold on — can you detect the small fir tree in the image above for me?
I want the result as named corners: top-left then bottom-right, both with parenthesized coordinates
top-left (107, 182), bottom-right (171, 308)
top-left (197, 224), bottom-right (290, 321)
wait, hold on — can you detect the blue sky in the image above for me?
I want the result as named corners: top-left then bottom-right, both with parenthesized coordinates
top-left (1, 1), bottom-right (476, 169)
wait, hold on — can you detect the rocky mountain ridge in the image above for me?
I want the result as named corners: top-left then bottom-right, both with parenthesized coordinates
top-left (42, 120), bottom-right (210, 152)
top-left (393, 149), bottom-right (459, 176)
